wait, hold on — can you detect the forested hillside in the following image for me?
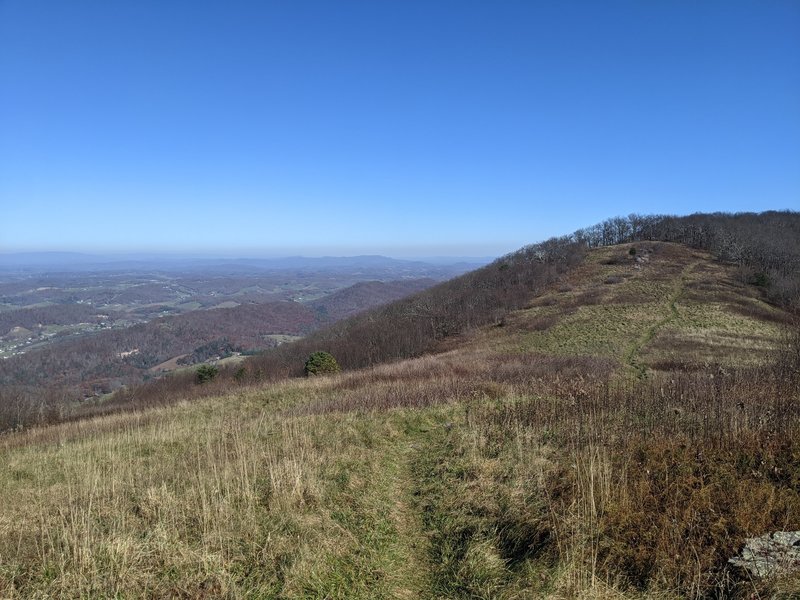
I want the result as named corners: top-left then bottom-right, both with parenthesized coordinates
top-left (0, 301), bottom-right (317, 391)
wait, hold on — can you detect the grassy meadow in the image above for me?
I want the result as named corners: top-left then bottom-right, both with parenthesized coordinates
top-left (0, 243), bottom-right (798, 598)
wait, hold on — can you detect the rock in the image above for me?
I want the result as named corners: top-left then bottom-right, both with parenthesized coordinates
top-left (728, 531), bottom-right (800, 578)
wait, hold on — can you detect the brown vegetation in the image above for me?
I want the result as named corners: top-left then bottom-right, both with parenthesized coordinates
top-left (268, 329), bottom-right (800, 596)
top-left (0, 321), bottom-right (796, 597)
top-left (0, 211), bottom-right (798, 596)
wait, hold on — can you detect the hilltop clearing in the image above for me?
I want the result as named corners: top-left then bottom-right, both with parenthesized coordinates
top-left (0, 236), bottom-right (797, 598)
top-left (464, 242), bottom-right (788, 373)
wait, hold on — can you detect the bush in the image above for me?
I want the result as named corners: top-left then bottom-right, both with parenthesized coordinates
top-left (750, 271), bottom-right (770, 287)
top-left (196, 364), bottom-right (219, 384)
top-left (304, 351), bottom-right (340, 376)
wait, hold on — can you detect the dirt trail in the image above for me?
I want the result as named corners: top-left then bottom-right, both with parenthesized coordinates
top-left (625, 260), bottom-right (699, 377)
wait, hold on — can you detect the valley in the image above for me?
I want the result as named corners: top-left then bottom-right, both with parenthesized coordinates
top-left (0, 258), bottom-right (472, 400)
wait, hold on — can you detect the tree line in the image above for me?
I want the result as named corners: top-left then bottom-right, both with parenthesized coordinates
top-left (574, 211), bottom-right (800, 307)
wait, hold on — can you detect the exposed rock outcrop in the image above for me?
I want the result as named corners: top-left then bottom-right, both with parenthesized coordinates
top-left (728, 531), bottom-right (800, 578)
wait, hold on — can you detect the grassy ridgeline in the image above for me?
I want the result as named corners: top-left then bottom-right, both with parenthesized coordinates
top-left (1, 241), bottom-right (798, 597)
top-left (4, 211), bottom-right (799, 433)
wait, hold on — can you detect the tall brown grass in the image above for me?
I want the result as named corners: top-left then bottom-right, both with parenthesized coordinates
top-left (285, 330), bottom-right (800, 597)
top-left (1, 329), bottom-right (797, 597)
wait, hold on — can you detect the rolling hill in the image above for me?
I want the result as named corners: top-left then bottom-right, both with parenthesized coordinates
top-left (0, 278), bottom-right (436, 401)
top-left (463, 241), bottom-right (789, 371)
top-left (0, 212), bottom-right (798, 598)
top-left (309, 278), bottom-right (436, 321)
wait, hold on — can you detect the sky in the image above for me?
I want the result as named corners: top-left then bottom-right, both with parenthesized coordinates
top-left (1, 1), bottom-right (798, 258)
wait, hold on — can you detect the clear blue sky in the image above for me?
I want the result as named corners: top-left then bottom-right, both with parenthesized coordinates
top-left (1, 1), bottom-right (798, 257)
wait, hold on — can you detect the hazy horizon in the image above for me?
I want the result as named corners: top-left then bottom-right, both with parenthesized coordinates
top-left (0, 247), bottom-right (504, 262)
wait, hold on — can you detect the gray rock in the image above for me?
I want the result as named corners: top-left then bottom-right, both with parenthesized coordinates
top-left (728, 531), bottom-right (800, 578)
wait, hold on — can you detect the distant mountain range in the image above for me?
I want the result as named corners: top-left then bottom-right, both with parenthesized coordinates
top-left (0, 252), bottom-right (492, 273)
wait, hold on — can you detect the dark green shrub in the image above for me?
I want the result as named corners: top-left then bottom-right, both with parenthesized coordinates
top-left (751, 271), bottom-right (770, 287)
top-left (196, 364), bottom-right (219, 384)
top-left (304, 351), bottom-right (340, 376)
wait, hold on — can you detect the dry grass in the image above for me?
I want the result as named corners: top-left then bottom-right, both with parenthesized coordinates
top-left (0, 385), bottom-right (444, 598)
top-left (470, 242), bottom-right (783, 374)
top-left (0, 243), bottom-right (797, 598)
top-left (3, 343), bottom-right (796, 598)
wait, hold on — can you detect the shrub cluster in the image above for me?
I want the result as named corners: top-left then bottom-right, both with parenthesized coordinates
top-left (303, 351), bottom-right (340, 376)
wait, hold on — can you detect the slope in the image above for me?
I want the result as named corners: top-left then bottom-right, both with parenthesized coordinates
top-left (309, 278), bottom-right (436, 321)
top-left (5, 211), bottom-right (797, 430)
top-left (1, 241), bottom-right (797, 598)
top-left (463, 242), bottom-right (788, 373)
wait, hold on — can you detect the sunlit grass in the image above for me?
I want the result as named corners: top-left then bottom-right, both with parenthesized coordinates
top-left (0, 386), bottom-right (445, 598)
top-left (0, 244), bottom-right (796, 598)
top-left (473, 243), bottom-right (784, 373)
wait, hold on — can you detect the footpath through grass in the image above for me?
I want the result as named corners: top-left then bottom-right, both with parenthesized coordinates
top-left (0, 385), bottom-right (443, 599)
top-left (623, 260), bottom-right (698, 378)
top-left (2, 359), bottom-right (798, 598)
